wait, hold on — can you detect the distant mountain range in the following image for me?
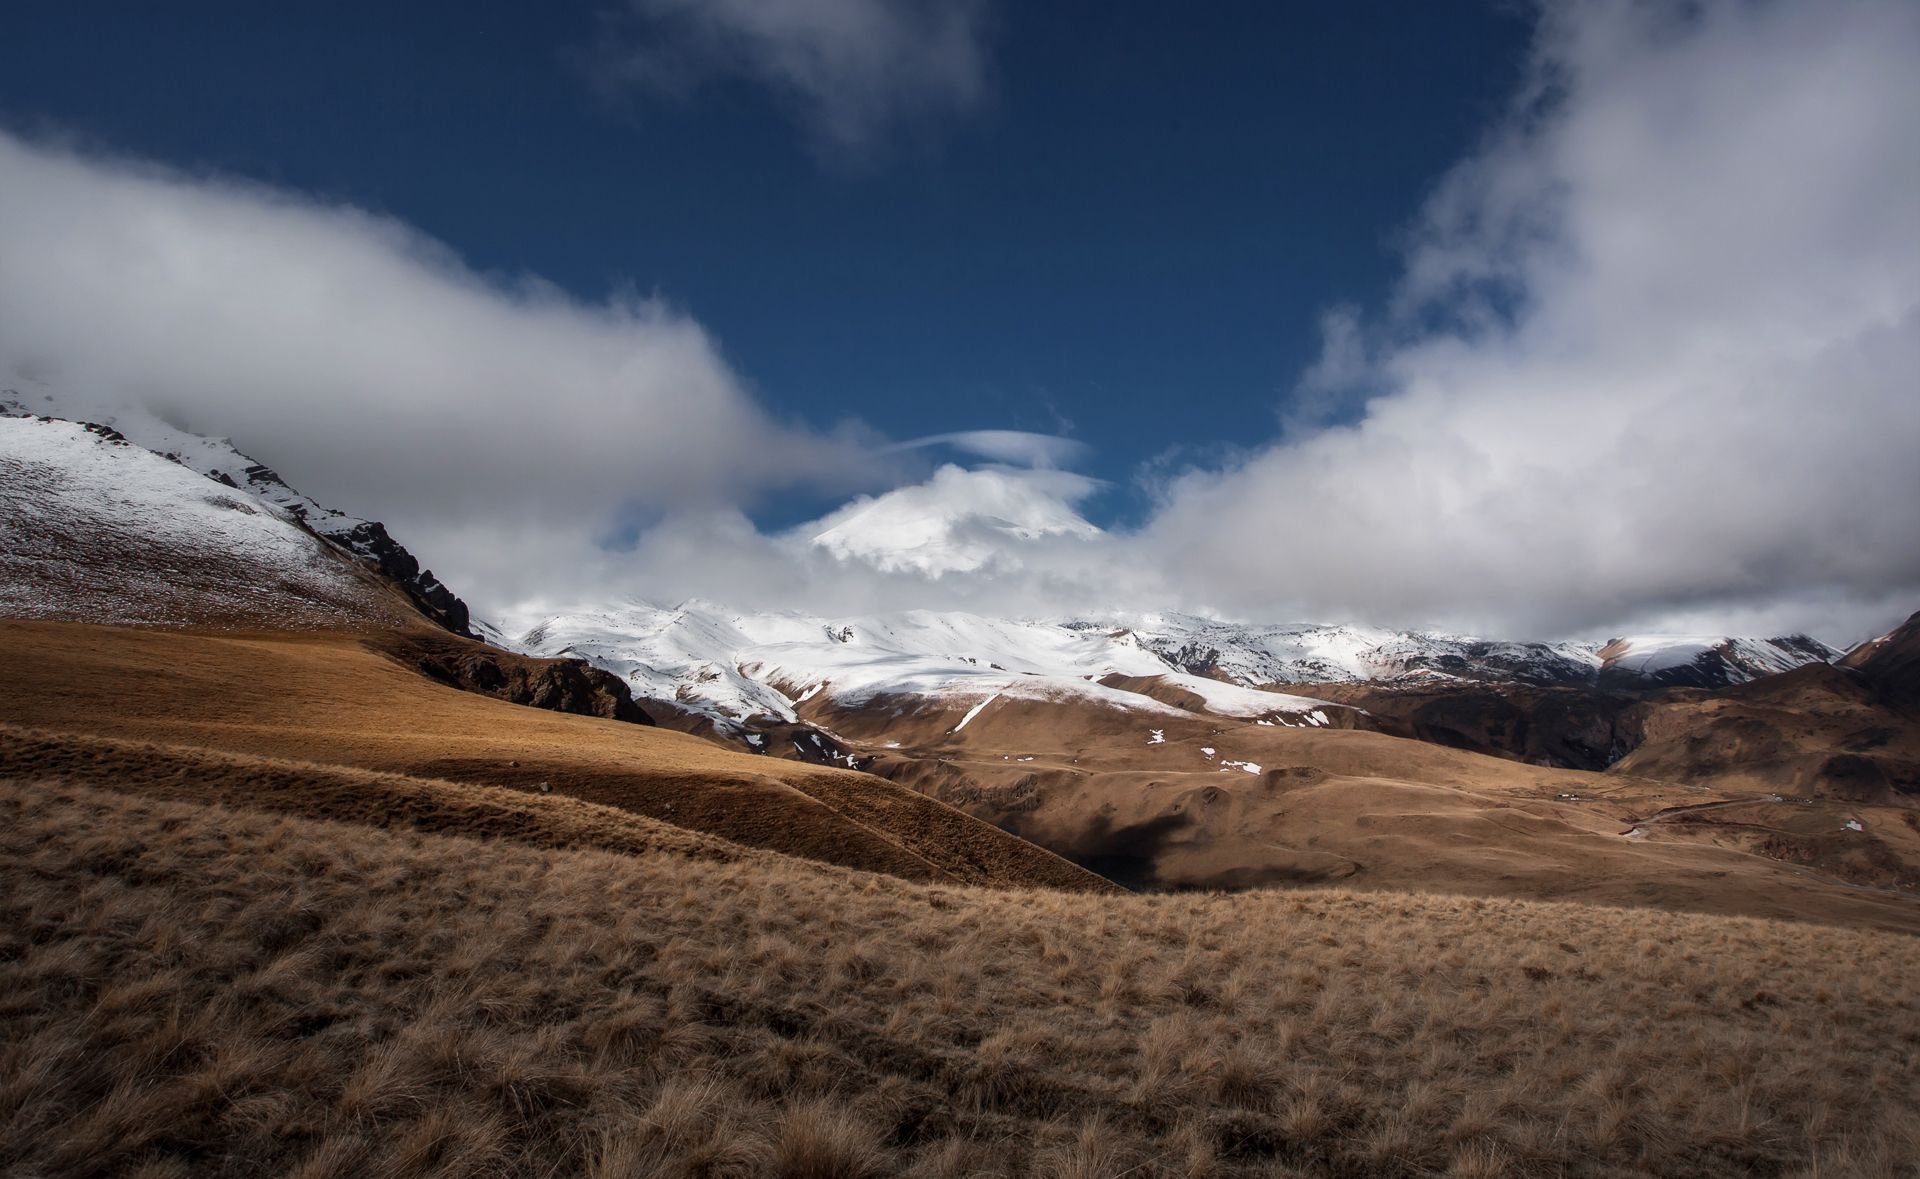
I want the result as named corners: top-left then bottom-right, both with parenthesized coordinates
top-left (506, 601), bottom-right (1840, 732)
top-left (0, 396), bottom-right (1854, 736)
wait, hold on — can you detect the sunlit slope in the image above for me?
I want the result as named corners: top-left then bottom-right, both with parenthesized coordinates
top-left (0, 620), bottom-right (1110, 892)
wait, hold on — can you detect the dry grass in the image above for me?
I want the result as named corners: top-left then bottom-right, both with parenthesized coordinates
top-left (5, 778), bottom-right (1919, 1178)
top-left (829, 687), bottom-right (1920, 931)
top-left (0, 620), bottom-right (1112, 893)
top-left (0, 724), bottom-right (752, 864)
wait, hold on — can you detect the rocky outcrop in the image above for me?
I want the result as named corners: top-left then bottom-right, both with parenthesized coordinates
top-left (329, 518), bottom-right (470, 635)
top-left (1, 396), bottom-right (476, 638)
top-left (375, 633), bottom-right (654, 726)
top-left (233, 459), bottom-right (473, 637)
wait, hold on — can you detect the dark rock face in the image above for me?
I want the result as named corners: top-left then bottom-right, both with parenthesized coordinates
top-left (232, 460), bottom-right (474, 638)
top-left (379, 634), bottom-right (654, 726)
top-left (331, 519), bottom-right (470, 636)
top-left (1308, 684), bottom-right (1645, 770)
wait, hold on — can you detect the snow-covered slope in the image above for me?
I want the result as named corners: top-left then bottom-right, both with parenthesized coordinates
top-left (806, 465), bottom-right (1102, 576)
top-left (0, 414), bottom-right (391, 627)
top-left (1094, 613), bottom-right (1604, 686)
top-left (3, 394), bottom-right (471, 633)
top-left (507, 601), bottom-right (1841, 730)
top-left (1595, 634), bottom-right (1841, 688)
top-left (1099, 612), bottom-right (1834, 691)
top-left (513, 601), bottom-right (1201, 728)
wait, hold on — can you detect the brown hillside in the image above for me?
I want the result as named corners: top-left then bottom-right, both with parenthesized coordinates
top-left (4, 778), bottom-right (1917, 1178)
top-left (1615, 662), bottom-right (1920, 804)
top-left (1842, 608), bottom-right (1920, 709)
top-left (796, 683), bottom-right (1920, 930)
top-left (0, 619), bottom-right (1112, 894)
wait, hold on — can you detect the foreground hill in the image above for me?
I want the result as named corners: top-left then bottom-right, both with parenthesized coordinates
top-left (4, 776), bottom-right (1916, 1178)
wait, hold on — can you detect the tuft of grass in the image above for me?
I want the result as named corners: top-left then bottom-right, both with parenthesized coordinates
top-left (1, 777), bottom-right (1918, 1177)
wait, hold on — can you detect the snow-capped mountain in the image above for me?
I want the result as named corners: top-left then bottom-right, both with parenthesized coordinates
top-left (501, 600), bottom-right (1840, 731)
top-left (1103, 613), bottom-right (1839, 691)
top-left (1594, 634), bottom-right (1842, 688)
top-left (805, 465), bottom-right (1103, 576)
top-left (1091, 613), bottom-right (1604, 686)
top-left (6, 393), bottom-right (1838, 722)
top-left (513, 601), bottom-right (1202, 729)
top-left (2, 393), bottom-right (470, 634)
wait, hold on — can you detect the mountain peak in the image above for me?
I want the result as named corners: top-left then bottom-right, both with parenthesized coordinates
top-left (805, 464), bottom-right (1102, 576)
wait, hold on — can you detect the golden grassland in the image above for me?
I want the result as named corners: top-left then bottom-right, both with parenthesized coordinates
top-left (10, 618), bottom-right (1920, 931)
top-left (5, 777), bottom-right (1919, 1179)
top-left (0, 620), bottom-right (1109, 893)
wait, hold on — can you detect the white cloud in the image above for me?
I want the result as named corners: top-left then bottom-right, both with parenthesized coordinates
top-left (1141, 0), bottom-right (1920, 642)
top-left (882, 429), bottom-right (1087, 468)
top-left (592, 0), bottom-right (991, 154)
top-left (0, 129), bottom-right (881, 606)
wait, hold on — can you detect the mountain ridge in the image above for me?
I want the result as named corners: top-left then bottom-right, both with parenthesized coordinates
top-left (504, 599), bottom-right (1842, 735)
top-left (2, 393), bottom-right (473, 635)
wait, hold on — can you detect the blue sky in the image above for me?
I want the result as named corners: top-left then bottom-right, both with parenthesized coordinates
top-left (3, 1), bottom-right (1916, 641)
top-left (1, 0), bottom-right (1527, 530)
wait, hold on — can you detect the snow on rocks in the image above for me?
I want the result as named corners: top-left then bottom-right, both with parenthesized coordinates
top-left (498, 601), bottom-right (1839, 731)
top-left (1153, 672), bottom-right (1344, 720)
top-left (506, 601), bottom-right (1191, 730)
top-left (0, 415), bottom-right (376, 627)
top-left (1596, 634), bottom-right (1839, 687)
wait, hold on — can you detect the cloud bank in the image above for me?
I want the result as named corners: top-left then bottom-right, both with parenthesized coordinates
top-left (0, 129), bottom-right (887, 605)
top-left (1144, 0), bottom-right (1920, 643)
top-left (591, 0), bottom-right (991, 154)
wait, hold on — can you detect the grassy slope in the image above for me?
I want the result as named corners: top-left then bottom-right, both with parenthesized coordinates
top-left (4, 778), bottom-right (1917, 1179)
top-left (820, 691), bottom-right (1920, 932)
top-left (0, 620), bottom-right (1110, 894)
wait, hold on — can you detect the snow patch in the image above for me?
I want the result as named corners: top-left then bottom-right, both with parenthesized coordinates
top-left (951, 694), bottom-right (997, 734)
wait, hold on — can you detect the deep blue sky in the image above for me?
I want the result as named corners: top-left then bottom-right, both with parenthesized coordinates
top-left (0, 1), bottom-right (1530, 528)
